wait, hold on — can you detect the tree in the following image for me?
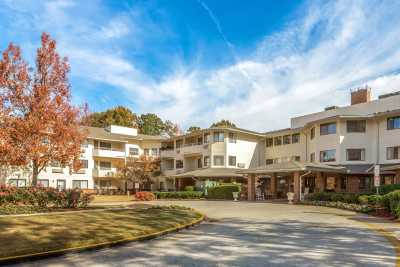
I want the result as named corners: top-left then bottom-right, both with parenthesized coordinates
top-left (211, 119), bottom-right (237, 128)
top-left (87, 106), bottom-right (138, 128)
top-left (0, 33), bottom-right (88, 186)
top-left (164, 120), bottom-right (181, 137)
top-left (138, 113), bottom-right (165, 135)
top-left (187, 126), bottom-right (201, 133)
top-left (117, 156), bottom-right (160, 193)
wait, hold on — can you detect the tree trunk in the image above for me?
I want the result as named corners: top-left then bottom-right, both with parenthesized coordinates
top-left (31, 162), bottom-right (39, 186)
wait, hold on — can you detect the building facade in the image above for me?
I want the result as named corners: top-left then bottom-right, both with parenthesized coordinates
top-left (3, 125), bottom-right (165, 191)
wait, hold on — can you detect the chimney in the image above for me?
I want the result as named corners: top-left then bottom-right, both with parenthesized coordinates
top-left (351, 86), bottom-right (371, 105)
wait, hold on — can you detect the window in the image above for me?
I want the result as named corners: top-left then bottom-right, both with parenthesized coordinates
top-left (176, 139), bottom-right (183, 149)
top-left (213, 132), bottom-right (224, 142)
top-left (213, 155), bottom-right (224, 166)
top-left (387, 146), bottom-right (400, 160)
top-left (38, 179), bottom-right (49, 187)
top-left (266, 138), bottom-right (273, 147)
top-left (292, 133), bottom-right (300, 143)
top-left (80, 159), bottom-right (88, 169)
top-left (359, 177), bottom-right (372, 191)
top-left (197, 158), bottom-right (202, 168)
top-left (57, 179), bottom-right (66, 190)
top-left (144, 149), bottom-right (150, 156)
top-left (346, 149), bottom-right (365, 161)
top-left (310, 127), bottom-right (315, 140)
top-left (347, 120), bottom-right (366, 133)
top-left (99, 142), bottom-right (111, 150)
top-left (204, 133), bottom-right (210, 144)
top-left (151, 148), bottom-right (158, 156)
top-left (340, 177), bottom-right (347, 190)
top-left (228, 156), bottom-right (236, 166)
top-left (228, 133), bottom-right (237, 143)
top-left (129, 147), bottom-right (139, 156)
top-left (320, 149), bottom-right (336, 162)
top-left (320, 122), bottom-right (336, 135)
top-left (175, 160), bottom-right (183, 169)
top-left (99, 161), bottom-right (111, 170)
top-left (273, 136), bottom-right (282, 146)
top-left (310, 152), bottom-right (315, 162)
top-left (388, 116), bottom-right (400, 130)
top-left (266, 159), bottom-right (274, 165)
top-left (292, 156), bottom-right (301, 162)
top-left (72, 180), bottom-right (88, 189)
top-left (204, 156), bottom-right (210, 167)
top-left (8, 179), bottom-right (26, 187)
top-left (283, 135), bottom-right (291, 145)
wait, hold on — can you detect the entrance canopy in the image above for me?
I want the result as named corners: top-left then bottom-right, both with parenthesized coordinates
top-left (237, 161), bottom-right (346, 175)
top-left (381, 165), bottom-right (400, 172)
top-left (173, 168), bottom-right (244, 178)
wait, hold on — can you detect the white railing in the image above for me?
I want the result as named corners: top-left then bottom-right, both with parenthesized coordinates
top-left (92, 168), bottom-right (118, 177)
top-left (93, 148), bottom-right (126, 158)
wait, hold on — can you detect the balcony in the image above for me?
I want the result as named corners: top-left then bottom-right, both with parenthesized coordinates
top-left (93, 148), bottom-right (126, 158)
top-left (160, 148), bottom-right (175, 158)
top-left (182, 143), bottom-right (210, 156)
top-left (92, 168), bottom-right (118, 177)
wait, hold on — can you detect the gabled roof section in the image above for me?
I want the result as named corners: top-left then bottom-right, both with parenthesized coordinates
top-left (237, 161), bottom-right (346, 174)
top-left (172, 168), bottom-right (244, 178)
top-left (84, 126), bottom-right (167, 142)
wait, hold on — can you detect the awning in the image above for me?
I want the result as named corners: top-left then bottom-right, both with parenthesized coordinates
top-left (237, 161), bottom-right (346, 175)
top-left (381, 165), bottom-right (400, 172)
top-left (173, 168), bottom-right (244, 178)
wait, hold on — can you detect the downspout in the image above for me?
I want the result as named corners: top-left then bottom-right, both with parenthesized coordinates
top-left (300, 171), bottom-right (312, 201)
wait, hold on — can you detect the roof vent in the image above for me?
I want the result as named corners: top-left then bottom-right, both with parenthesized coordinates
top-left (325, 106), bottom-right (339, 111)
top-left (378, 91), bottom-right (400, 99)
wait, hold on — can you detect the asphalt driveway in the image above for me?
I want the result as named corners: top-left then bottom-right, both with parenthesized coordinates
top-left (8, 201), bottom-right (396, 267)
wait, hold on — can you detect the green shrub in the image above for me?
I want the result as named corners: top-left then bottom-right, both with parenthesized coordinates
top-left (206, 185), bottom-right (240, 200)
top-left (306, 192), bottom-right (361, 204)
top-left (184, 186), bottom-right (195, 192)
top-left (382, 190), bottom-right (400, 217)
top-left (154, 191), bottom-right (203, 199)
top-left (377, 184), bottom-right (400, 195)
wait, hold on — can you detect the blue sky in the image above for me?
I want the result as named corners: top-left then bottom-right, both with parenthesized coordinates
top-left (1, 0), bottom-right (400, 131)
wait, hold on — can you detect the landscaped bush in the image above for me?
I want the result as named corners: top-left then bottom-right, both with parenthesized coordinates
top-left (134, 191), bottom-right (155, 201)
top-left (154, 191), bottom-right (203, 199)
top-left (381, 190), bottom-right (400, 217)
top-left (306, 192), bottom-right (361, 204)
top-left (302, 200), bottom-right (374, 213)
top-left (184, 186), bottom-right (195, 192)
top-left (376, 184), bottom-right (400, 195)
top-left (206, 184), bottom-right (240, 200)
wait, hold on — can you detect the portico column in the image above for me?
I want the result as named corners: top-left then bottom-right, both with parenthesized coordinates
top-left (315, 172), bottom-right (324, 192)
top-left (270, 173), bottom-right (277, 198)
top-left (247, 174), bottom-right (256, 201)
top-left (293, 171), bottom-right (300, 202)
top-left (396, 170), bottom-right (400, 184)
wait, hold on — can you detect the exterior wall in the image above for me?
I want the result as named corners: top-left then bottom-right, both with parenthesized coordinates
top-left (265, 129), bottom-right (306, 163)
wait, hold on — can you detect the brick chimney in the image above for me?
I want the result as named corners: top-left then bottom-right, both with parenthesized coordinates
top-left (351, 86), bottom-right (371, 105)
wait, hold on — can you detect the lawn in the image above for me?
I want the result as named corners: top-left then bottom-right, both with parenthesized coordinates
top-left (0, 206), bottom-right (202, 261)
top-left (92, 194), bottom-right (135, 203)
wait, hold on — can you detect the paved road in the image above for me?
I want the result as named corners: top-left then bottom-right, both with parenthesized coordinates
top-left (9, 201), bottom-right (396, 267)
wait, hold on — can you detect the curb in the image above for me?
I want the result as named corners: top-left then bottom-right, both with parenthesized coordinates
top-left (0, 209), bottom-right (205, 264)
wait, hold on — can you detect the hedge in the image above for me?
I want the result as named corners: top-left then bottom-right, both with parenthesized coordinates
top-left (306, 192), bottom-right (362, 204)
top-left (376, 184), bottom-right (400, 195)
top-left (381, 190), bottom-right (400, 217)
top-left (154, 191), bottom-right (203, 199)
top-left (206, 184), bottom-right (240, 200)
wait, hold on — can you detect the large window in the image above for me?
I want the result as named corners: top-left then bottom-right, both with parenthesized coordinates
top-left (8, 179), bottom-right (26, 187)
top-left (346, 149), bottom-right (365, 161)
top-left (228, 156), bottom-right (236, 166)
top-left (99, 161), bottom-right (111, 170)
top-left (310, 152), bottom-right (315, 162)
top-left (213, 155), bottom-right (224, 166)
top-left (387, 146), bottom-right (400, 160)
top-left (310, 127), bottom-right (315, 140)
top-left (129, 147), bottom-right (139, 156)
top-left (274, 136), bottom-right (282, 146)
top-left (99, 142), bottom-right (111, 150)
top-left (266, 138), bottom-right (273, 147)
top-left (72, 180), bottom-right (88, 189)
top-left (283, 135), bottom-right (291, 145)
top-left (359, 177), bottom-right (372, 191)
top-left (175, 160), bottom-right (183, 169)
top-left (388, 116), bottom-right (400, 130)
top-left (320, 149), bottom-right (336, 162)
top-left (292, 133), bottom-right (300, 143)
top-left (38, 179), bottom-right (49, 187)
top-left (347, 120), bottom-right (366, 133)
top-left (266, 159), bottom-right (274, 165)
top-left (228, 133), bottom-right (237, 143)
top-left (213, 132), bottom-right (224, 142)
top-left (57, 179), bottom-right (66, 190)
top-left (204, 156), bottom-right (210, 167)
top-left (151, 148), bottom-right (158, 156)
top-left (320, 122), bottom-right (336, 135)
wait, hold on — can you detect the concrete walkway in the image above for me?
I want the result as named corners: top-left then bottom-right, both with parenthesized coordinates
top-left (8, 201), bottom-right (398, 267)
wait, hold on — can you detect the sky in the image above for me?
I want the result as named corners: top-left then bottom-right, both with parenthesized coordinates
top-left (1, 0), bottom-right (400, 132)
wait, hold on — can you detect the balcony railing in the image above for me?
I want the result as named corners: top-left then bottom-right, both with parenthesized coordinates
top-left (93, 148), bottom-right (125, 158)
top-left (92, 168), bottom-right (118, 177)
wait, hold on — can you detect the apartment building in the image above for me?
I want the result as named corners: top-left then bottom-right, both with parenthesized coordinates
top-left (4, 125), bottom-right (165, 191)
top-left (161, 88), bottom-right (400, 199)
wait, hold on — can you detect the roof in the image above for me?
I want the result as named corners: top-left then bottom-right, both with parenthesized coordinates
top-left (172, 168), bottom-right (245, 178)
top-left (381, 165), bottom-right (400, 171)
top-left (340, 164), bottom-right (374, 174)
top-left (84, 126), bottom-right (167, 142)
top-left (237, 161), bottom-right (346, 174)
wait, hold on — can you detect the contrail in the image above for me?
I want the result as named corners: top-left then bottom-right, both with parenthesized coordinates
top-left (196, 0), bottom-right (262, 91)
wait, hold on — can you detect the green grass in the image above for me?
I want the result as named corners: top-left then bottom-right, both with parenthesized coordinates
top-left (0, 206), bottom-right (202, 260)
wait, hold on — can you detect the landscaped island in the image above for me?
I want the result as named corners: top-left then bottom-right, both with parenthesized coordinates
top-left (0, 206), bottom-right (203, 262)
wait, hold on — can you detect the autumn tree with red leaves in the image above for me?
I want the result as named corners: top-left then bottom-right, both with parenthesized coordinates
top-left (0, 33), bottom-right (88, 186)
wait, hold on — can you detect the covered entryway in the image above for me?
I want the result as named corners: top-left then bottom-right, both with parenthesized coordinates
top-left (238, 161), bottom-right (346, 202)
